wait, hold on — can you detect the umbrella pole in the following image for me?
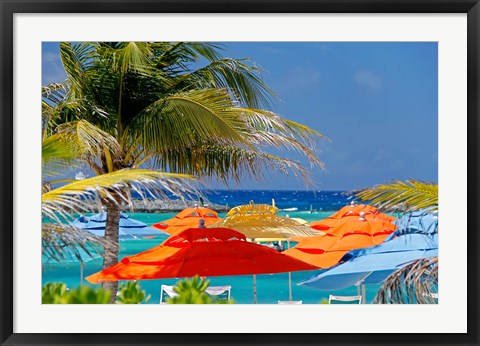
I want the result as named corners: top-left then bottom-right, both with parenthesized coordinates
top-left (253, 274), bottom-right (257, 304)
top-left (80, 262), bottom-right (84, 285)
top-left (288, 272), bottom-right (293, 301)
top-left (287, 240), bottom-right (292, 301)
top-left (361, 284), bottom-right (366, 304)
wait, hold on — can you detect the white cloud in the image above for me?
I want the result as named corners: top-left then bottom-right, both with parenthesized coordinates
top-left (354, 70), bottom-right (383, 90)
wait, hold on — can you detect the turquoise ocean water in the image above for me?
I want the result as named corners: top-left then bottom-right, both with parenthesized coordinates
top-left (42, 206), bottom-right (382, 304)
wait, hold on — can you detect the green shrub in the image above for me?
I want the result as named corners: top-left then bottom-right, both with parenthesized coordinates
top-left (42, 282), bottom-right (68, 304)
top-left (42, 282), bottom-right (111, 304)
top-left (65, 285), bottom-right (112, 304)
top-left (166, 276), bottom-right (233, 304)
top-left (117, 281), bottom-right (151, 304)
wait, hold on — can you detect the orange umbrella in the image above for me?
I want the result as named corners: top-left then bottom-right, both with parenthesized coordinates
top-left (310, 203), bottom-right (396, 232)
top-left (322, 215), bottom-right (396, 237)
top-left (284, 232), bottom-right (393, 268)
top-left (151, 207), bottom-right (222, 235)
top-left (285, 215), bottom-right (397, 268)
top-left (86, 227), bottom-right (317, 282)
top-left (328, 203), bottom-right (382, 219)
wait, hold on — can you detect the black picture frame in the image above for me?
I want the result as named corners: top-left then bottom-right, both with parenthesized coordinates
top-left (1, 1), bottom-right (479, 345)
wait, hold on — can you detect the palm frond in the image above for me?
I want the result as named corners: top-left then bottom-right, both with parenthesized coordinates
top-left (373, 257), bottom-right (438, 304)
top-left (248, 130), bottom-right (325, 170)
top-left (98, 42), bottom-right (155, 76)
top-left (133, 89), bottom-right (251, 151)
top-left (42, 133), bottom-right (80, 176)
top-left (56, 119), bottom-right (122, 161)
top-left (156, 42), bottom-right (224, 64)
top-left (237, 108), bottom-right (328, 144)
top-left (258, 152), bottom-right (314, 186)
top-left (152, 145), bottom-right (314, 186)
top-left (178, 58), bottom-right (276, 109)
top-left (42, 224), bottom-right (106, 264)
top-left (355, 179), bottom-right (438, 212)
top-left (43, 90), bottom-right (110, 135)
top-left (42, 169), bottom-right (197, 224)
top-left (151, 42), bottom-right (224, 76)
top-left (183, 42), bottom-right (225, 62)
top-left (60, 42), bottom-right (96, 98)
top-left (42, 82), bottom-right (69, 105)
top-left (283, 118), bottom-right (330, 147)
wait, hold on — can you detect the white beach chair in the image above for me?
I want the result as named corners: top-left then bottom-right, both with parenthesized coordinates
top-left (205, 285), bottom-right (232, 301)
top-left (328, 294), bottom-right (362, 304)
top-left (159, 285), bottom-right (178, 304)
top-left (159, 284), bottom-right (232, 304)
top-left (278, 300), bottom-right (302, 304)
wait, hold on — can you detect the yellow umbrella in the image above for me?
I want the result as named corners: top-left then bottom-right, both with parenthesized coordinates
top-left (290, 217), bottom-right (309, 225)
top-left (209, 201), bottom-right (323, 302)
top-left (210, 202), bottom-right (321, 239)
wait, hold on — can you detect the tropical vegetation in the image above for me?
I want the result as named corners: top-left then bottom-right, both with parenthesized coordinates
top-left (42, 282), bottom-right (112, 304)
top-left (42, 281), bottom-right (151, 304)
top-left (42, 42), bottom-right (326, 301)
top-left (355, 179), bottom-right (438, 212)
top-left (116, 281), bottom-right (151, 304)
top-left (165, 276), bottom-right (233, 304)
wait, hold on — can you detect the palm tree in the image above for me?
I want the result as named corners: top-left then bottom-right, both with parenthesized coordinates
top-left (43, 42), bottom-right (326, 299)
top-left (42, 131), bottom-right (198, 264)
top-left (355, 179), bottom-right (438, 303)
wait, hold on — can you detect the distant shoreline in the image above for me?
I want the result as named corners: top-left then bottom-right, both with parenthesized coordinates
top-left (125, 199), bottom-right (342, 214)
top-left (126, 199), bottom-right (230, 213)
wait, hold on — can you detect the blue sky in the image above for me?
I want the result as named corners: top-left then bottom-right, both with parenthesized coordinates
top-left (42, 42), bottom-right (438, 191)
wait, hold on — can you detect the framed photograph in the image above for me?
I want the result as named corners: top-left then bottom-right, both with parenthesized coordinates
top-left (1, 0), bottom-right (479, 345)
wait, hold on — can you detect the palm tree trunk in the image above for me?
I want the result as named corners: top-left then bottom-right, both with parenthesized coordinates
top-left (102, 200), bottom-right (120, 303)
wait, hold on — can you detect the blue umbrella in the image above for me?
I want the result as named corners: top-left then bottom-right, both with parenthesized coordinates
top-left (42, 247), bottom-right (102, 283)
top-left (72, 212), bottom-right (166, 239)
top-left (298, 233), bottom-right (438, 291)
top-left (388, 209), bottom-right (438, 238)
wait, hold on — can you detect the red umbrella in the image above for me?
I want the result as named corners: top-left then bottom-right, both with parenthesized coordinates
top-left (86, 228), bottom-right (317, 303)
